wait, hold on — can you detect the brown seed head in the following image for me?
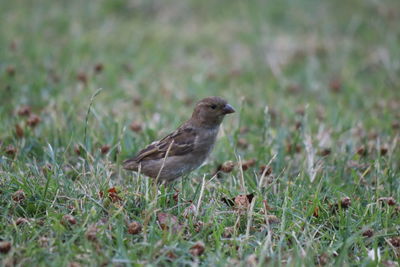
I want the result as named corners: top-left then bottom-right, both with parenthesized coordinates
top-left (130, 122), bottom-right (142, 132)
top-left (94, 63), bottom-right (104, 73)
top-left (389, 236), bottom-right (400, 247)
top-left (16, 217), bottom-right (29, 226)
top-left (237, 138), bottom-right (249, 148)
top-left (241, 158), bottom-right (256, 171)
top-left (127, 221), bottom-right (142, 235)
top-left (15, 124), bottom-right (24, 138)
top-left (17, 105), bottom-right (31, 116)
top-left (27, 114), bottom-right (41, 127)
top-left (378, 197), bottom-right (396, 206)
top-left (6, 65), bottom-right (16, 76)
top-left (5, 145), bottom-right (17, 156)
top-left (76, 72), bottom-right (88, 84)
top-left (100, 145), bottom-right (110, 154)
top-left (340, 197), bottom-right (351, 209)
top-left (62, 214), bottom-right (77, 225)
top-left (259, 165), bottom-right (272, 176)
top-left (329, 77), bottom-right (342, 93)
top-left (362, 229), bottom-right (374, 238)
top-left (220, 161), bottom-right (235, 173)
top-left (12, 190), bottom-right (25, 202)
top-left (190, 241), bottom-right (205, 257)
top-left (85, 224), bottom-right (99, 242)
top-left (0, 241), bottom-right (12, 254)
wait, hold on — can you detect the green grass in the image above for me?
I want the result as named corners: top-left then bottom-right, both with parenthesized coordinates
top-left (1, 0), bottom-right (400, 266)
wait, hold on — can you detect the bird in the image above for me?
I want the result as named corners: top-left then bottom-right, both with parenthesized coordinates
top-left (123, 96), bottom-right (235, 182)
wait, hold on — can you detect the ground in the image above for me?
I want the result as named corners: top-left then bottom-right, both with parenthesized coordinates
top-left (0, 0), bottom-right (400, 266)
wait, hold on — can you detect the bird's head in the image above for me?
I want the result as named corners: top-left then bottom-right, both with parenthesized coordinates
top-left (191, 96), bottom-right (235, 127)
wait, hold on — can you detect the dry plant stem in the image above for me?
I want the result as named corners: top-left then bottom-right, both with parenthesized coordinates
top-left (195, 174), bottom-right (206, 217)
top-left (258, 154), bottom-right (277, 187)
top-left (245, 196), bottom-right (256, 239)
top-left (237, 156), bottom-right (246, 192)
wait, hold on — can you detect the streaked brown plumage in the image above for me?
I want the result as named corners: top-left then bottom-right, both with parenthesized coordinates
top-left (123, 96), bottom-right (235, 182)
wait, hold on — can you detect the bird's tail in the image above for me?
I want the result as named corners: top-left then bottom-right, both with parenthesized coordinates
top-left (122, 158), bottom-right (139, 171)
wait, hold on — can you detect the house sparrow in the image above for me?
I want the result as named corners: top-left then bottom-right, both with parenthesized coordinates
top-left (123, 96), bottom-right (235, 182)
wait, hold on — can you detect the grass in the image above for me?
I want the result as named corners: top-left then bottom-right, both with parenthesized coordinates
top-left (1, 0), bottom-right (400, 266)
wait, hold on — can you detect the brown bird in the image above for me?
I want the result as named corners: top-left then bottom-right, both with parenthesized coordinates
top-left (123, 96), bottom-right (235, 182)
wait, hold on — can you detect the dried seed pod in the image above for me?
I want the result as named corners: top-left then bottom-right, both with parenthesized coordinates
top-left (220, 161), bottom-right (235, 173)
top-left (76, 72), bottom-right (88, 84)
top-left (15, 217), bottom-right (29, 226)
top-left (6, 65), bottom-right (15, 76)
top-left (380, 145), bottom-right (389, 156)
top-left (356, 146), bottom-right (367, 157)
top-left (27, 114), bottom-right (41, 127)
top-left (241, 158), bottom-right (256, 171)
top-left (318, 148), bottom-right (331, 156)
top-left (378, 197), bottom-right (396, 206)
top-left (12, 190), bottom-right (25, 202)
top-left (266, 215), bottom-right (280, 224)
top-left (130, 122), bottom-right (142, 132)
top-left (237, 138), bottom-right (248, 148)
top-left (85, 224), bottom-right (99, 242)
top-left (190, 241), bottom-right (205, 256)
top-left (362, 229), bottom-right (374, 238)
top-left (62, 214), bottom-right (77, 225)
top-left (74, 144), bottom-right (82, 156)
top-left (17, 106), bottom-right (31, 116)
top-left (389, 236), bottom-right (400, 247)
top-left (94, 63), bottom-right (104, 73)
top-left (329, 77), bottom-right (342, 93)
top-left (127, 221), bottom-right (142, 235)
top-left (259, 165), bottom-right (272, 176)
top-left (0, 241), bottom-right (12, 254)
top-left (132, 96), bottom-right (142, 106)
top-left (223, 226), bottom-right (234, 238)
top-left (100, 145), bottom-right (110, 154)
top-left (340, 197), bottom-right (351, 209)
top-left (15, 124), bottom-right (24, 138)
top-left (5, 145), bottom-right (17, 156)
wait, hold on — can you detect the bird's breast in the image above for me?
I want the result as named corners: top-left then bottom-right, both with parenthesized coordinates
top-left (193, 127), bottom-right (219, 156)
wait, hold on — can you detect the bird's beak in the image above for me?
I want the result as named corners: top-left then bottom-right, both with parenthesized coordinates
top-left (222, 104), bottom-right (235, 114)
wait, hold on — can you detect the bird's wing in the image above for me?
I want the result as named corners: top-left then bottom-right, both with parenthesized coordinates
top-left (124, 125), bottom-right (197, 165)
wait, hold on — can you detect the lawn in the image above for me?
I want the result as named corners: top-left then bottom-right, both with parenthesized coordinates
top-left (1, 0), bottom-right (399, 266)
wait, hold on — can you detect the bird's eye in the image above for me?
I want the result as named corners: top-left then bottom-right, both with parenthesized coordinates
top-left (210, 104), bottom-right (217, 109)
